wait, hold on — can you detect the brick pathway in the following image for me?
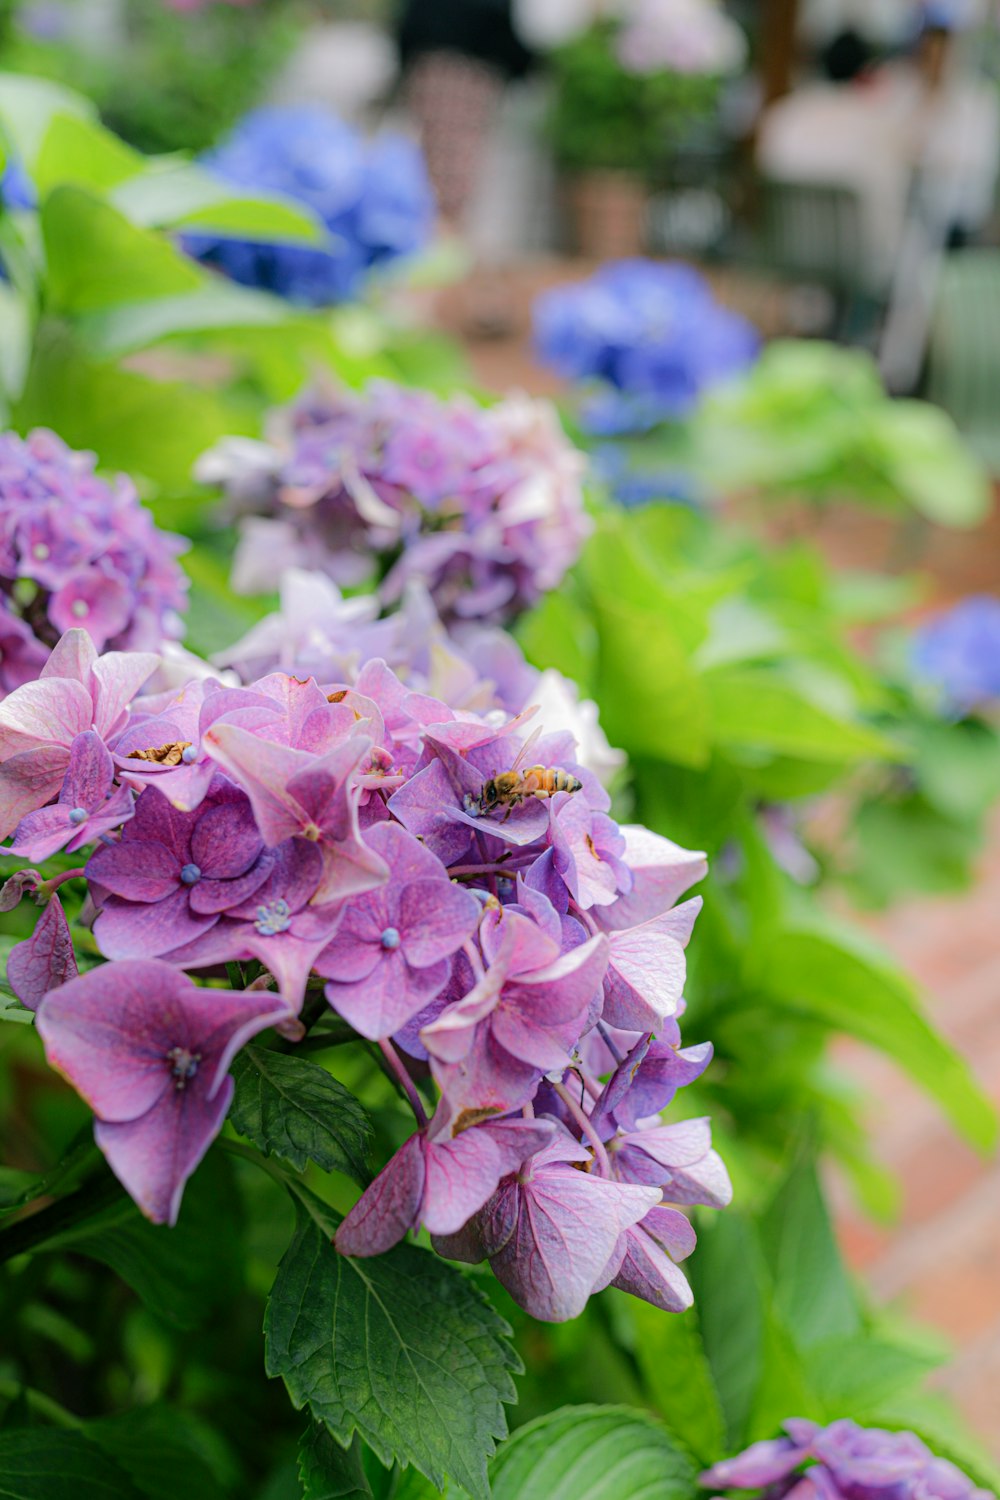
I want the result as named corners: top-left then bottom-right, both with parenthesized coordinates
top-left (453, 267), bottom-right (1000, 1458)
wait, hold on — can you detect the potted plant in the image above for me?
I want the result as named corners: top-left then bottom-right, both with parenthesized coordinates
top-left (547, 0), bottom-right (747, 258)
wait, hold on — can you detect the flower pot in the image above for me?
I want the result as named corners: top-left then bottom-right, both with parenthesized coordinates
top-left (563, 170), bottom-right (648, 259)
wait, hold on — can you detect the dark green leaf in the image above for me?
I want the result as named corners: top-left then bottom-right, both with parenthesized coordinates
top-left (298, 1427), bottom-right (373, 1500)
top-left (84, 1407), bottom-right (220, 1500)
top-left (31, 1153), bottom-right (243, 1329)
top-left (264, 1190), bottom-right (519, 1500)
top-left (0, 1429), bottom-right (142, 1500)
top-left (230, 1046), bottom-right (372, 1182)
top-left (688, 1213), bottom-right (766, 1448)
top-left (489, 1405), bottom-right (698, 1500)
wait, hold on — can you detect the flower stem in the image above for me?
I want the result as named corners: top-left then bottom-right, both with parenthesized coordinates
top-left (597, 1020), bottom-right (625, 1065)
top-left (378, 1038), bottom-right (428, 1127)
top-left (551, 1078), bottom-right (612, 1179)
top-left (39, 867), bottom-right (86, 897)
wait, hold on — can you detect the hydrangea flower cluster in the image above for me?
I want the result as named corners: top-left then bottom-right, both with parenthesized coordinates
top-left (185, 107), bottom-right (435, 306)
top-left (533, 260), bottom-right (760, 434)
top-left (617, 0), bottom-right (748, 78)
top-left (197, 383), bottom-right (590, 623)
top-left (912, 595), bottom-right (1000, 715)
top-left (0, 430), bottom-right (188, 696)
top-left (701, 1418), bottom-right (992, 1500)
top-left (4, 624), bottom-right (725, 1321)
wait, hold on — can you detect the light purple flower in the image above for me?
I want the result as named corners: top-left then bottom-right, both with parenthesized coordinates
top-left (700, 1419), bottom-right (993, 1500)
top-left (478, 1134), bottom-right (660, 1322)
top-left (10, 731), bottom-right (133, 861)
top-left (337, 1109), bottom-right (556, 1256)
top-left (0, 429), bottom-right (187, 671)
top-left (87, 777), bottom-right (272, 960)
top-left (609, 1117), bottom-right (732, 1208)
top-left (36, 959), bottom-right (285, 1224)
top-left (316, 821), bottom-right (480, 1040)
top-left (0, 629), bottom-right (158, 837)
top-left (201, 382), bottom-right (589, 625)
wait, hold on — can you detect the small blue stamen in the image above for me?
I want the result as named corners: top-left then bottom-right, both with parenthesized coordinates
top-left (180, 863), bottom-right (202, 886)
top-left (255, 898), bottom-right (292, 936)
top-left (380, 926), bottom-right (401, 950)
top-left (181, 745), bottom-right (198, 764)
top-left (67, 807), bottom-right (87, 826)
top-left (167, 1046), bottom-right (200, 1090)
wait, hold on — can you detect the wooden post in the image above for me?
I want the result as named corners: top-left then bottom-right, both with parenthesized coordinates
top-left (761, 0), bottom-right (800, 105)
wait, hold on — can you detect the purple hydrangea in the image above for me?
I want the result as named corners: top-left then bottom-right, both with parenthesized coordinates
top-left (912, 595), bottom-right (1000, 715)
top-left (185, 107), bottom-right (434, 306)
top-left (198, 384), bottom-right (590, 624)
top-left (533, 260), bottom-right (760, 432)
top-left (701, 1418), bottom-right (993, 1500)
top-left (9, 616), bottom-right (724, 1316)
top-left (0, 430), bottom-right (188, 691)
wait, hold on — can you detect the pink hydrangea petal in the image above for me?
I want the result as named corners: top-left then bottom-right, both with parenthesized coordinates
top-left (397, 878), bottom-right (480, 967)
top-left (189, 797), bottom-right (263, 879)
top-left (60, 730), bottom-right (114, 811)
top-left (0, 677), bottom-right (93, 759)
top-left (7, 895), bottom-right (78, 1011)
top-left (95, 1077), bottom-right (233, 1227)
top-left (602, 899), bottom-right (701, 1031)
top-left (86, 840), bottom-right (181, 902)
top-left (420, 1117), bottom-right (556, 1236)
top-left (336, 1131), bottom-right (426, 1257)
top-left (201, 723), bottom-right (311, 844)
top-left (0, 746), bottom-right (73, 840)
top-left (365, 818), bottom-right (450, 884)
top-left (94, 889), bottom-right (219, 960)
top-left (40, 628), bottom-right (97, 685)
top-left (326, 954), bottom-right (449, 1042)
top-left (188, 854), bottom-right (274, 915)
top-left (602, 1222), bottom-right (693, 1313)
top-left (10, 805), bottom-right (75, 863)
top-left (597, 826), bottom-right (707, 932)
top-left (89, 651), bottom-right (160, 739)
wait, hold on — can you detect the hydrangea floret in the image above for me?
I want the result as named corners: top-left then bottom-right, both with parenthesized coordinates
top-left (701, 1418), bottom-right (993, 1500)
top-left (0, 429), bottom-right (188, 696)
top-left (185, 107), bottom-right (434, 305)
top-left (912, 594), bottom-right (1000, 715)
top-left (6, 621), bottom-right (726, 1324)
top-left (533, 259), bottom-right (759, 435)
top-left (197, 383), bottom-right (590, 624)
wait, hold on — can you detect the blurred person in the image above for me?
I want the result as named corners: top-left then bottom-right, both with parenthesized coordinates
top-left (395, 0), bottom-right (532, 234)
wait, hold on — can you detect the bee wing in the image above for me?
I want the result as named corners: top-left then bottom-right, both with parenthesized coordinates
top-left (509, 725), bottom-right (543, 773)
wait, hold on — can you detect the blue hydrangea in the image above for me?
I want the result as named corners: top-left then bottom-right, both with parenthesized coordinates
top-left (534, 259), bottom-right (759, 431)
top-left (185, 107), bottom-right (435, 306)
top-left (912, 595), bottom-right (1000, 714)
top-left (0, 161), bottom-right (36, 212)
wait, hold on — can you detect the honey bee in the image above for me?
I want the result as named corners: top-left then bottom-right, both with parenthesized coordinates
top-left (465, 730), bottom-right (583, 820)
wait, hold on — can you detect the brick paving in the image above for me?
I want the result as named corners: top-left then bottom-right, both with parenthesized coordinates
top-left (452, 266), bottom-right (1000, 1458)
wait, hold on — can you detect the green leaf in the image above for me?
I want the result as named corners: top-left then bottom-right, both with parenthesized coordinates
top-left (264, 1190), bottom-right (519, 1500)
top-left (14, 323), bottom-right (244, 490)
top-left (488, 1405), bottom-right (698, 1500)
top-left (759, 1155), bottom-right (860, 1348)
top-left (0, 1429), bottom-right (142, 1500)
top-left (74, 283), bottom-right (295, 359)
top-left (229, 1045), bottom-right (372, 1182)
top-left (34, 112), bottom-right (143, 197)
top-left (298, 1428), bottom-right (373, 1500)
top-left (806, 1336), bottom-right (939, 1418)
top-left (0, 994), bottom-right (34, 1025)
top-left (0, 72), bottom-right (94, 172)
top-left (626, 1302), bottom-right (725, 1465)
top-left (41, 186), bottom-right (202, 315)
top-left (688, 1213), bottom-right (766, 1448)
top-left (31, 1153), bottom-right (243, 1329)
top-left (764, 922), bottom-right (997, 1150)
top-left (863, 400), bottom-right (991, 528)
top-left (703, 669), bottom-right (899, 764)
top-left (112, 162), bottom-right (326, 244)
top-left (84, 1407), bottom-right (220, 1500)
top-left (592, 596), bottom-right (710, 767)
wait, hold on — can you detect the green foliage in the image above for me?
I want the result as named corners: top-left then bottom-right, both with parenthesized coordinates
top-left (265, 1189), bottom-right (520, 1500)
top-left (488, 1405), bottom-right (698, 1500)
top-left (298, 1428), bottom-right (374, 1500)
top-left (549, 21), bottom-right (720, 176)
top-left (230, 1045), bottom-right (373, 1182)
top-left (690, 342), bottom-right (991, 526)
top-left (0, 1430), bottom-right (145, 1499)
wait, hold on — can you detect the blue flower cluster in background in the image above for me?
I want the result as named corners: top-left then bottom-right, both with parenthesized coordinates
top-left (0, 161), bottom-right (36, 212)
top-left (534, 259), bottom-right (760, 433)
top-left (912, 595), bottom-right (1000, 714)
top-left (185, 107), bottom-right (435, 306)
